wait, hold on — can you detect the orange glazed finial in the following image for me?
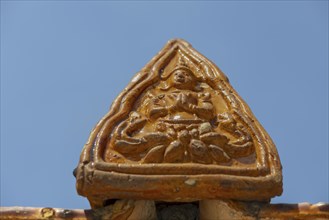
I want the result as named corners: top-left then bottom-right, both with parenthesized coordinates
top-left (75, 39), bottom-right (282, 208)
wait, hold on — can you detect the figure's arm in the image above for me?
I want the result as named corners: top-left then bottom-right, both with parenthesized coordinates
top-left (144, 93), bottom-right (169, 120)
top-left (183, 93), bottom-right (215, 120)
top-left (149, 107), bottom-right (168, 120)
top-left (124, 118), bottom-right (147, 136)
top-left (189, 102), bottom-right (214, 120)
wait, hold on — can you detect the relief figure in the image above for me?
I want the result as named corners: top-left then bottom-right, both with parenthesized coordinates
top-left (108, 57), bottom-right (254, 164)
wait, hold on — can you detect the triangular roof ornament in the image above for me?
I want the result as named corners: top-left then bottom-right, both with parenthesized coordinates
top-left (75, 39), bottom-right (282, 208)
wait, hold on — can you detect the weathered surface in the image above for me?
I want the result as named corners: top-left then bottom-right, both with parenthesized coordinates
top-left (0, 207), bottom-right (90, 220)
top-left (258, 202), bottom-right (329, 220)
top-left (1, 202), bottom-right (328, 219)
top-left (0, 200), bottom-right (156, 220)
top-left (200, 200), bottom-right (257, 220)
top-left (200, 200), bottom-right (329, 220)
top-left (75, 39), bottom-right (282, 207)
top-left (157, 202), bottom-right (199, 220)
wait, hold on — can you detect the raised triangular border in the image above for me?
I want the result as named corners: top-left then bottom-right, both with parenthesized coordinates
top-left (75, 39), bottom-right (282, 207)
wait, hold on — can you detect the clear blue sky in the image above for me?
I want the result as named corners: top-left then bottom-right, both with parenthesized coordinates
top-left (1, 1), bottom-right (328, 209)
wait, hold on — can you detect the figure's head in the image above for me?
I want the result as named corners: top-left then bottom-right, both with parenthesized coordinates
top-left (169, 68), bottom-right (197, 90)
top-left (159, 55), bottom-right (202, 91)
top-left (160, 67), bottom-right (201, 91)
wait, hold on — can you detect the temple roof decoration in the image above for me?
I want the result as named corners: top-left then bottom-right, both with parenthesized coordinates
top-left (75, 39), bottom-right (282, 208)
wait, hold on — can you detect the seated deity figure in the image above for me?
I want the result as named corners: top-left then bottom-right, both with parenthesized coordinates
top-left (109, 59), bottom-right (254, 164)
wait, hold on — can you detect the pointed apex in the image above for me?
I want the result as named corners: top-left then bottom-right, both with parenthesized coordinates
top-left (75, 40), bottom-right (282, 208)
top-left (167, 38), bottom-right (191, 46)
